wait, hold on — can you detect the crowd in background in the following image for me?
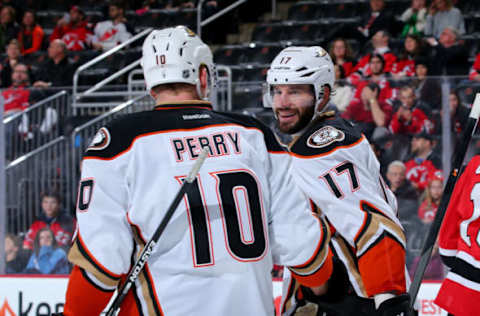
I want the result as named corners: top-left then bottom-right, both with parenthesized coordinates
top-left (3, 0), bottom-right (480, 280)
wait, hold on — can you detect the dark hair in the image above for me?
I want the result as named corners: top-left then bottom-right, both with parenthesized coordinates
top-left (41, 191), bottom-right (61, 204)
top-left (109, 0), bottom-right (126, 11)
top-left (22, 9), bottom-right (37, 27)
top-left (367, 81), bottom-right (380, 93)
top-left (33, 227), bottom-right (58, 256)
top-left (370, 53), bottom-right (385, 72)
top-left (335, 64), bottom-right (346, 79)
top-left (399, 34), bottom-right (425, 60)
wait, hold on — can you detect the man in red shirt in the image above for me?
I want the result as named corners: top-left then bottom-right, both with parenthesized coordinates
top-left (389, 85), bottom-right (433, 135)
top-left (23, 191), bottom-right (76, 250)
top-left (404, 131), bottom-right (442, 192)
top-left (342, 81), bottom-right (393, 140)
top-left (349, 30), bottom-right (397, 85)
top-left (50, 6), bottom-right (92, 51)
top-left (2, 63), bottom-right (30, 116)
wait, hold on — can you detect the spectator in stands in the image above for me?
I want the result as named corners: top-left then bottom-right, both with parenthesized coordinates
top-left (332, 64), bottom-right (353, 112)
top-left (2, 63), bottom-right (31, 117)
top-left (432, 90), bottom-right (469, 136)
top-left (426, 26), bottom-right (469, 76)
top-left (411, 56), bottom-right (442, 109)
top-left (23, 191), bottom-right (75, 251)
top-left (0, 39), bottom-right (23, 88)
top-left (33, 39), bottom-right (75, 88)
top-left (342, 81), bottom-right (393, 140)
top-left (425, 0), bottom-right (465, 39)
top-left (386, 160), bottom-right (419, 221)
top-left (5, 233), bottom-right (30, 274)
top-left (404, 131), bottom-right (442, 192)
top-left (352, 54), bottom-right (396, 105)
top-left (91, 1), bottom-right (133, 52)
top-left (50, 6), bottom-right (93, 51)
top-left (17, 9), bottom-right (44, 57)
top-left (469, 52), bottom-right (480, 82)
top-left (389, 86), bottom-right (433, 135)
top-left (24, 227), bottom-right (70, 274)
top-left (329, 38), bottom-right (356, 77)
top-left (0, 6), bottom-right (20, 53)
top-left (357, 0), bottom-right (398, 42)
top-left (400, 0), bottom-right (427, 37)
top-left (417, 171), bottom-right (444, 224)
top-left (349, 30), bottom-right (397, 84)
top-left (392, 34), bottom-right (426, 79)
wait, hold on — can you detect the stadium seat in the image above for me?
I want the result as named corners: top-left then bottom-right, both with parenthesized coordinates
top-left (36, 11), bottom-right (64, 30)
top-left (240, 43), bottom-right (283, 66)
top-left (214, 45), bottom-right (248, 66)
top-left (232, 85), bottom-right (264, 110)
top-left (288, 1), bottom-right (319, 21)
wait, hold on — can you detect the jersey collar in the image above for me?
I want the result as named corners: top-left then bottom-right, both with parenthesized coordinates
top-left (154, 100), bottom-right (213, 111)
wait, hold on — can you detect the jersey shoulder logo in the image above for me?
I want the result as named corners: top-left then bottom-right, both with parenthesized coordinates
top-left (88, 127), bottom-right (111, 151)
top-left (307, 126), bottom-right (345, 148)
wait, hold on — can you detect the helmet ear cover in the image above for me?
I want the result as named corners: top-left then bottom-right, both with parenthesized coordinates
top-left (141, 26), bottom-right (216, 100)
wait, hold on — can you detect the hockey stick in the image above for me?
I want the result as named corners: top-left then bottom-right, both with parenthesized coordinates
top-left (409, 93), bottom-right (480, 307)
top-left (105, 148), bottom-right (208, 316)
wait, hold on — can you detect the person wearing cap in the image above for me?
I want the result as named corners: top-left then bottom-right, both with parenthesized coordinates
top-left (50, 6), bottom-right (92, 51)
top-left (389, 85), bottom-right (433, 135)
top-left (404, 131), bottom-right (442, 192)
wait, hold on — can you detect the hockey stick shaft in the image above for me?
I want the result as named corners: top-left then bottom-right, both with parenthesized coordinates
top-left (105, 149), bottom-right (208, 316)
top-left (409, 93), bottom-right (480, 307)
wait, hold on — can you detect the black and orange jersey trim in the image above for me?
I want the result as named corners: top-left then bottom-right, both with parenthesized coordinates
top-left (83, 102), bottom-right (285, 160)
top-left (290, 113), bottom-right (364, 157)
top-left (68, 233), bottom-right (122, 287)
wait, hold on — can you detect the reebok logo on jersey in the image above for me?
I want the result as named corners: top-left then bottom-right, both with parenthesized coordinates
top-left (307, 126), bottom-right (345, 148)
top-left (182, 114), bottom-right (211, 120)
top-left (87, 127), bottom-right (111, 151)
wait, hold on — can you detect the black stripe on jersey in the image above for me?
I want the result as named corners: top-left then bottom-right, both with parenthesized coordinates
top-left (357, 231), bottom-right (405, 261)
top-left (336, 234), bottom-right (360, 271)
top-left (75, 238), bottom-right (121, 281)
top-left (290, 115), bottom-right (363, 157)
top-left (360, 201), bottom-right (390, 221)
top-left (84, 104), bottom-right (285, 159)
top-left (442, 255), bottom-right (480, 284)
top-left (354, 213), bottom-right (372, 246)
top-left (80, 267), bottom-right (116, 293)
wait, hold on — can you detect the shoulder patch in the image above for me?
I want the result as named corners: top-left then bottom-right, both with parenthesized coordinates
top-left (307, 126), bottom-right (345, 148)
top-left (88, 127), bottom-right (111, 151)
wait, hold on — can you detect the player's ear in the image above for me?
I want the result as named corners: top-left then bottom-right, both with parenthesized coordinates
top-left (316, 84), bottom-right (331, 112)
top-left (199, 65), bottom-right (208, 95)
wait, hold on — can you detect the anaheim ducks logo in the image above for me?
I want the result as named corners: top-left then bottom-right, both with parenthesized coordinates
top-left (88, 127), bottom-right (111, 151)
top-left (307, 126), bottom-right (345, 148)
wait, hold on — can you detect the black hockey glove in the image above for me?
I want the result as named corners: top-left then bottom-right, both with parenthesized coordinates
top-left (376, 294), bottom-right (414, 316)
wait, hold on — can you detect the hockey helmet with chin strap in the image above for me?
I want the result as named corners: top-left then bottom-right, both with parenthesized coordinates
top-left (141, 26), bottom-right (215, 100)
top-left (265, 46), bottom-right (335, 109)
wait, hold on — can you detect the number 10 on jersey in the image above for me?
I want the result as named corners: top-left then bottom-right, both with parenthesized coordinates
top-left (176, 170), bottom-right (268, 267)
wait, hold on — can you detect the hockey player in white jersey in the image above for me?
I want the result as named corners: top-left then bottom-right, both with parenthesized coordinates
top-left (60, 26), bottom-right (334, 316)
top-left (266, 46), bottom-right (412, 316)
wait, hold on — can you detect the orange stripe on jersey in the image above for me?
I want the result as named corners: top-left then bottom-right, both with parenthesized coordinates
top-left (83, 123), bottom-right (275, 161)
top-left (63, 266), bottom-right (115, 316)
top-left (357, 235), bottom-right (407, 296)
top-left (289, 135), bottom-right (366, 159)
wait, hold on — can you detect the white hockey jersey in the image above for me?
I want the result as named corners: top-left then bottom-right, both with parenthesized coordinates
top-left (92, 20), bottom-right (132, 51)
top-left (66, 101), bottom-right (332, 316)
top-left (281, 112), bottom-right (408, 315)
